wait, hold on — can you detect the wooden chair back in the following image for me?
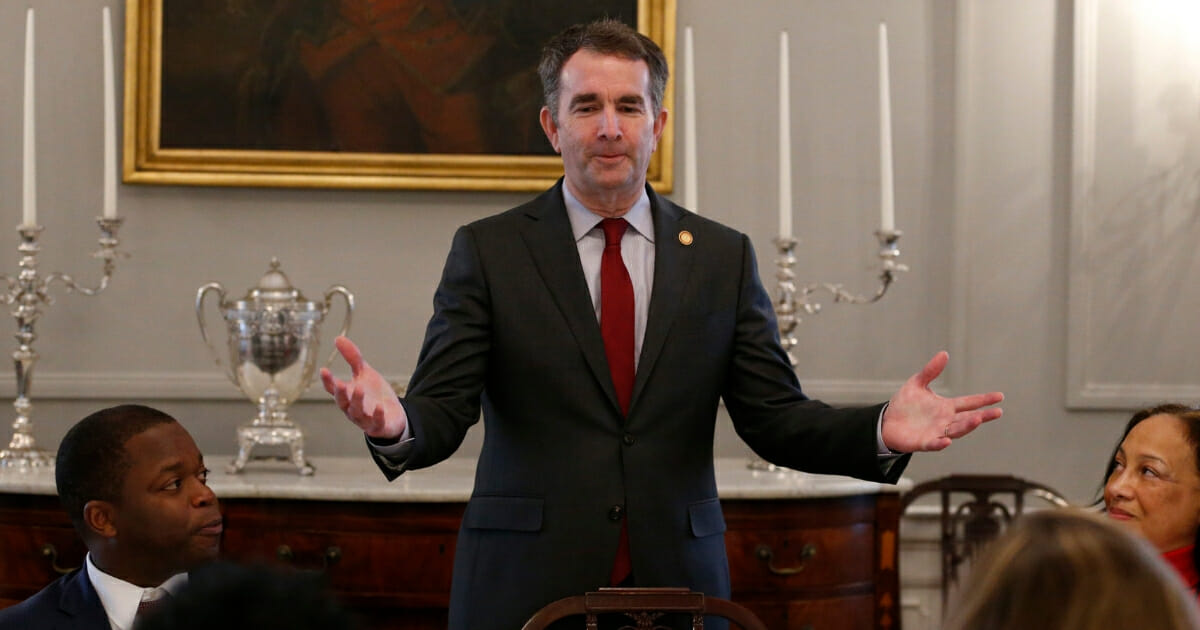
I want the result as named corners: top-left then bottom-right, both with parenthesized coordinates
top-left (520, 587), bottom-right (768, 630)
top-left (900, 474), bottom-right (1070, 612)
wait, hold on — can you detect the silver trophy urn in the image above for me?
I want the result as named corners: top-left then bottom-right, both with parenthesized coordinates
top-left (197, 258), bottom-right (353, 475)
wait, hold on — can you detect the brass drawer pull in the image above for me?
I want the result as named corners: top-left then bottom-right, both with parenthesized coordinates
top-left (276, 544), bottom-right (342, 570)
top-left (40, 543), bottom-right (78, 576)
top-left (755, 542), bottom-right (816, 575)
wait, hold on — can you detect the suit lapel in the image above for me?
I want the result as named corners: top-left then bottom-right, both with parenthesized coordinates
top-left (58, 568), bottom-right (113, 629)
top-left (519, 183), bottom-right (621, 413)
top-left (631, 188), bottom-right (693, 413)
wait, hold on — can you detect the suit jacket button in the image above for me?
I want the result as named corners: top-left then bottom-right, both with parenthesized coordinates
top-left (622, 433), bottom-right (635, 446)
top-left (608, 505), bottom-right (624, 521)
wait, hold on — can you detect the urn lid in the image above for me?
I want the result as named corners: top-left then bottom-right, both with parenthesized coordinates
top-left (244, 257), bottom-right (309, 304)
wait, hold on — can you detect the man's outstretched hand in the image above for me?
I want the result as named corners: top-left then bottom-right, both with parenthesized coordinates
top-left (320, 336), bottom-right (407, 440)
top-left (880, 351), bottom-right (1003, 453)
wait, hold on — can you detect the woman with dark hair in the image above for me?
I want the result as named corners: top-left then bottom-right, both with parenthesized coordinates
top-left (1102, 403), bottom-right (1200, 596)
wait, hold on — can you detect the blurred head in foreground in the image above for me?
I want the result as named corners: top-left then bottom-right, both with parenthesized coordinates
top-left (942, 509), bottom-right (1200, 630)
top-left (135, 562), bottom-right (360, 630)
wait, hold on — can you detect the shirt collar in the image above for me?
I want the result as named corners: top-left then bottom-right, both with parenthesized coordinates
top-left (563, 184), bottom-right (655, 244)
top-left (87, 553), bottom-right (188, 630)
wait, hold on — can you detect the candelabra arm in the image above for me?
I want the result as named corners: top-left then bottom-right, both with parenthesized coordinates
top-left (41, 218), bottom-right (126, 297)
top-left (795, 229), bottom-right (908, 308)
top-left (799, 276), bottom-right (887, 306)
top-left (43, 270), bottom-right (111, 297)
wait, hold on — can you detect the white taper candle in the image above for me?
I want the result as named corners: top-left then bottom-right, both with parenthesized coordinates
top-left (878, 22), bottom-right (896, 232)
top-left (778, 30), bottom-right (792, 239)
top-left (102, 7), bottom-right (117, 219)
top-left (23, 8), bottom-right (37, 228)
top-left (682, 26), bottom-right (698, 214)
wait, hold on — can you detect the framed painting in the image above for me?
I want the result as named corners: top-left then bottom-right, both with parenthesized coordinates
top-left (122, 0), bottom-right (676, 191)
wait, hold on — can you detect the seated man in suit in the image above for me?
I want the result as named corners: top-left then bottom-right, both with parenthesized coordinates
top-left (0, 404), bottom-right (222, 630)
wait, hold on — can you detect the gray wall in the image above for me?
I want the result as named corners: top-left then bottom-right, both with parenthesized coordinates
top-left (0, 0), bottom-right (1191, 504)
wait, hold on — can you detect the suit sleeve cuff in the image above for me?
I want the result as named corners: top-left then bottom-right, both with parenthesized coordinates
top-left (367, 423), bottom-right (414, 470)
top-left (876, 402), bottom-right (908, 456)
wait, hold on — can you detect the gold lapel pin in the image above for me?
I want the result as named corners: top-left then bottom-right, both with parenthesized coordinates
top-left (678, 230), bottom-right (694, 246)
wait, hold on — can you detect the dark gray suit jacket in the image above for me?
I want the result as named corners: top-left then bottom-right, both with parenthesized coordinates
top-left (374, 181), bottom-right (909, 630)
top-left (0, 568), bottom-right (110, 630)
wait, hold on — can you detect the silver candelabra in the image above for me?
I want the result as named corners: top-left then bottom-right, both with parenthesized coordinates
top-left (773, 229), bottom-right (908, 366)
top-left (0, 218), bottom-right (125, 469)
top-left (751, 229), bottom-right (908, 474)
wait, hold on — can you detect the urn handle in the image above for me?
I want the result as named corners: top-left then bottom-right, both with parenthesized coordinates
top-left (321, 285), bottom-right (355, 371)
top-left (195, 282), bottom-right (238, 386)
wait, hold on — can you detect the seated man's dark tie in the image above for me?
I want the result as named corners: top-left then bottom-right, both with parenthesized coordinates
top-left (134, 589), bottom-right (172, 626)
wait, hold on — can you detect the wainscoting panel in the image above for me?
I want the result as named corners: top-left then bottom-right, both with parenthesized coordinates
top-left (1066, 0), bottom-right (1200, 409)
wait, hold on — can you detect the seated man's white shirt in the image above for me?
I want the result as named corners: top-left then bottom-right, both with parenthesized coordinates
top-left (86, 553), bottom-right (186, 630)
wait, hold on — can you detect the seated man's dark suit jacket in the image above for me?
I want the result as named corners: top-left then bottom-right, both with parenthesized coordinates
top-left (373, 180), bottom-right (911, 630)
top-left (0, 567), bottom-right (110, 630)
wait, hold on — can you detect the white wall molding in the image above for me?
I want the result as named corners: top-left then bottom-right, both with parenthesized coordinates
top-left (949, 0), bottom-right (971, 397)
top-left (1071, 382), bottom-right (1200, 409)
top-left (1066, 0), bottom-right (1100, 409)
top-left (0, 371), bottom-right (408, 401)
top-left (796, 378), bottom-right (907, 405)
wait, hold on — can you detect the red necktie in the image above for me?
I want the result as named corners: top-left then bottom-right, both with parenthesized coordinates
top-left (600, 218), bottom-right (634, 585)
top-left (600, 218), bottom-right (635, 415)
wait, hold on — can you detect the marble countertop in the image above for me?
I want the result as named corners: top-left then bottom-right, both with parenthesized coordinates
top-left (0, 456), bottom-right (910, 503)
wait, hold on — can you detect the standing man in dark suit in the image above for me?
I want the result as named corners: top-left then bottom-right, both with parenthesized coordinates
top-left (321, 18), bottom-right (1004, 630)
top-left (0, 405), bottom-right (223, 630)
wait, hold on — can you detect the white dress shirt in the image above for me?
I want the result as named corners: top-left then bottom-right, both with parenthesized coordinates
top-left (86, 553), bottom-right (186, 630)
top-left (561, 185), bottom-right (655, 370)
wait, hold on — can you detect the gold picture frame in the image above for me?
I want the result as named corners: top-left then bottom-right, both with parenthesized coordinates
top-left (122, 0), bottom-right (675, 192)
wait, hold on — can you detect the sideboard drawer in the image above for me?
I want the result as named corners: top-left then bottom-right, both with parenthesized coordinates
top-left (723, 495), bottom-right (899, 630)
top-left (0, 524), bottom-right (86, 588)
top-left (748, 593), bottom-right (877, 630)
top-left (219, 499), bottom-right (462, 607)
top-left (0, 496), bottom-right (87, 603)
top-left (726, 522), bottom-right (876, 591)
top-left (221, 527), bottom-right (456, 603)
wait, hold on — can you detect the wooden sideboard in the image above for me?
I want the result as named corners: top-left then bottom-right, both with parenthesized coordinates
top-left (0, 458), bottom-right (903, 629)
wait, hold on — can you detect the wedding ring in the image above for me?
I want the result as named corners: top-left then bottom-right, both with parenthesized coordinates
top-left (944, 425), bottom-right (951, 437)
